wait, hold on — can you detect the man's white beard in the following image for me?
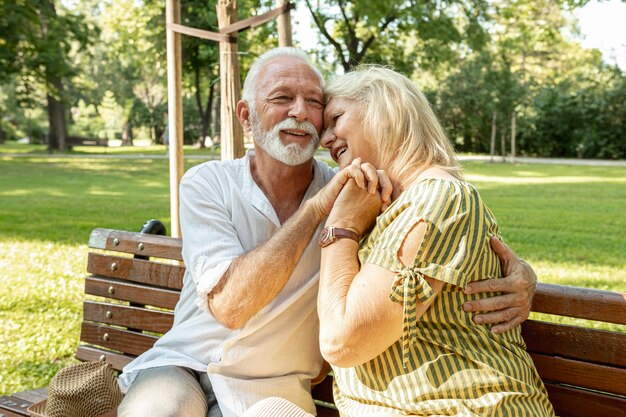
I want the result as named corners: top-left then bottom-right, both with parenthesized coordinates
top-left (250, 111), bottom-right (320, 166)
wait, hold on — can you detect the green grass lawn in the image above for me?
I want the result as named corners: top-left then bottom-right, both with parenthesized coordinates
top-left (1, 145), bottom-right (625, 396)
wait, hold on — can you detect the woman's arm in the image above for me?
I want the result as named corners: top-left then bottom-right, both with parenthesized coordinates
top-left (318, 182), bottom-right (443, 368)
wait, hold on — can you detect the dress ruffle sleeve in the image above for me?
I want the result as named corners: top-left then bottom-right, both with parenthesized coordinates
top-left (359, 179), bottom-right (499, 368)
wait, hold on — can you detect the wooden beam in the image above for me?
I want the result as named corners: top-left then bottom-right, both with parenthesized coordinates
top-left (166, 0), bottom-right (183, 238)
top-left (217, 0), bottom-right (245, 160)
top-left (167, 22), bottom-right (232, 43)
top-left (277, 0), bottom-right (293, 46)
top-left (219, 2), bottom-right (293, 35)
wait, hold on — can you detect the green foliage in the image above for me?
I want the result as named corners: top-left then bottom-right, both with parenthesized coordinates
top-left (305, 0), bottom-right (489, 73)
top-left (0, 0), bottom-right (92, 104)
top-left (1, 0), bottom-right (624, 158)
top-left (523, 69), bottom-right (626, 159)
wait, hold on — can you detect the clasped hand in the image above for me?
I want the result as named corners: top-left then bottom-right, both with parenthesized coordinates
top-left (313, 158), bottom-right (391, 236)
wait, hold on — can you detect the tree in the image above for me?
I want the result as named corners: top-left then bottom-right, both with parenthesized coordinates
top-left (304, 0), bottom-right (489, 73)
top-left (97, 0), bottom-right (166, 145)
top-left (180, 0), bottom-right (221, 147)
top-left (0, 0), bottom-right (91, 151)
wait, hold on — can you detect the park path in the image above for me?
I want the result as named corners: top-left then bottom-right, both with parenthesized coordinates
top-left (2, 151), bottom-right (626, 166)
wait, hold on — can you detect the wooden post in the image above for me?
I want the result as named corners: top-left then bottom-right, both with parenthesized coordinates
top-left (490, 111), bottom-right (497, 163)
top-left (277, 0), bottom-right (292, 46)
top-left (217, 0), bottom-right (245, 161)
top-left (166, 0), bottom-right (183, 238)
top-left (511, 111), bottom-right (516, 163)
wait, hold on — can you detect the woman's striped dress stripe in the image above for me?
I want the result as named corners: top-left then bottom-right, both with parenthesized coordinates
top-left (331, 178), bottom-right (554, 417)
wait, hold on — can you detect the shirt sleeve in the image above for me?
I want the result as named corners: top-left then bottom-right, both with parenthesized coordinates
top-left (366, 179), bottom-right (491, 288)
top-left (179, 165), bottom-right (244, 313)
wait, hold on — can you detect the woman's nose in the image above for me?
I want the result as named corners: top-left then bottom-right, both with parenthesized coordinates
top-left (320, 127), bottom-right (335, 148)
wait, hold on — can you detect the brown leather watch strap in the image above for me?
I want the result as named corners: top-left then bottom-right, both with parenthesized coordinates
top-left (319, 226), bottom-right (360, 247)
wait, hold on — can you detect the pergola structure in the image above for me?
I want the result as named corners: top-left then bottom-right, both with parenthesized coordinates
top-left (165, 0), bottom-right (293, 237)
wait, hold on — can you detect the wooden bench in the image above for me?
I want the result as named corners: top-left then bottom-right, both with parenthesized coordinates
top-left (67, 136), bottom-right (109, 150)
top-left (1, 226), bottom-right (624, 417)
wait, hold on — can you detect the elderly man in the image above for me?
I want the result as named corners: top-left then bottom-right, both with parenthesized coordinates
top-left (117, 48), bottom-right (536, 417)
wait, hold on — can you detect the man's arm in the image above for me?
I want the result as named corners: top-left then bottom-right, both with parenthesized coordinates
top-left (209, 160), bottom-right (391, 329)
top-left (208, 198), bottom-right (326, 329)
top-left (463, 237), bottom-right (537, 334)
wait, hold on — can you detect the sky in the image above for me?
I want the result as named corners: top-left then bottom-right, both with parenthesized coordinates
top-left (293, 0), bottom-right (626, 71)
top-left (573, 0), bottom-right (626, 70)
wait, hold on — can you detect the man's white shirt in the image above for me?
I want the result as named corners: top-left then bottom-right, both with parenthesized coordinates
top-left (118, 150), bottom-right (336, 417)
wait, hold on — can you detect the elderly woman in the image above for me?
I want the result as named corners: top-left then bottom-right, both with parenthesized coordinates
top-left (244, 66), bottom-right (553, 417)
top-left (314, 66), bottom-right (554, 416)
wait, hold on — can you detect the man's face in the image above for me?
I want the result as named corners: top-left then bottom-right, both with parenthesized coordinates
top-left (250, 57), bottom-right (324, 166)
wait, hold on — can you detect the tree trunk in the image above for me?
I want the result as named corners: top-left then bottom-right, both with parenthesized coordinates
top-left (501, 127), bottom-right (506, 163)
top-left (122, 119), bottom-right (133, 146)
top-left (213, 91), bottom-right (221, 143)
top-left (0, 110), bottom-right (5, 144)
top-left (149, 111), bottom-right (157, 145)
top-left (46, 77), bottom-right (68, 152)
top-left (199, 81), bottom-right (216, 148)
top-left (194, 67), bottom-right (216, 149)
top-left (490, 112), bottom-right (497, 162)
top-left (510, 111), bottom-right (516, 163)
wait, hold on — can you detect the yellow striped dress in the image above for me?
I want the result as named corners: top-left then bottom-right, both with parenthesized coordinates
top-left (331, 178), bottom-right (554, 417)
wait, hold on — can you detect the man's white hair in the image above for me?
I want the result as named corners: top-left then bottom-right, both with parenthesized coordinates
top-left (242, 47), bottom-right (324, 108)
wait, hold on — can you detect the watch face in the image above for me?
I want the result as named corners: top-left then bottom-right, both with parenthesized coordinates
top-left (319, 226), bottom-right (334, 247)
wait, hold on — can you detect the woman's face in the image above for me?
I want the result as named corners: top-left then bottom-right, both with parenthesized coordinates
top-left (321, 97), bottom-right (378, 169)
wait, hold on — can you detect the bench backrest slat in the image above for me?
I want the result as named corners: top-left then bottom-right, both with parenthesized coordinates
top-left (530, 352), bottom-right (626, 396)
top-left (85, 276), bottom-right (180, 309)
top-left (83, 301), bottom-right (175, 334)
top-left (522, 320), bottom-right (625, 367)
top-left (76, 345), bottom-right (134, 371)
top-left (89, 228), bottom-right (183, 260)
top-left (87, 253), bottom-right (184, 289)
top-left (544, 383), bottom-right (626, 417)
top-left (80, 322), bottom-right (158, 356)
top-left (533, 283), bottom-right (626, 325)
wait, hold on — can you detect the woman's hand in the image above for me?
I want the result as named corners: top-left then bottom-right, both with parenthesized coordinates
top-left (326, 177), bottom-right (382, 237)
top-left (462, 237), bottom-right (537, 334)
top-left (311, 158), bottom-right (391, 219)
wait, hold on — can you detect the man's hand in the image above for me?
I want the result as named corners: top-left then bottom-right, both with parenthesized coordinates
top-left (462, 237), bottom-right (537, 334)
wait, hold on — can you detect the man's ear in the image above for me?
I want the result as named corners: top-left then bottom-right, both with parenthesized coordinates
top-left (236, 100), bottom-right (252, 133)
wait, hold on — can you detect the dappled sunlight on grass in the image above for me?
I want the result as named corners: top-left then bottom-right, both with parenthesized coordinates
top-left (531, 260), bottom-right (626, 292)
top-left (0, 188), bottom-right (70, 197)
top-left (0, 241), bottom-right (85, 394)
top-left (467, 174), bottom-right (626, 184)
top-left (508, 170), bottom-right (549, 178)
top-left (87, 189), bottom-right (125, 196)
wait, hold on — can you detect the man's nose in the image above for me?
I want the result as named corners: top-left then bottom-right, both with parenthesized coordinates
top-left (320, 127), bottom-right (335, 148)
top-left (288, 96), bottom-right (308, 121)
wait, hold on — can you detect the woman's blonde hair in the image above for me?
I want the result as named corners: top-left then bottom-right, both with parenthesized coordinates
top-left (324, 66), bottom-right (462, 183)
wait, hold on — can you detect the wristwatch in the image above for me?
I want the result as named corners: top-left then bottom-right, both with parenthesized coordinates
top-left (319, 226), bottom-right (360, 248)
